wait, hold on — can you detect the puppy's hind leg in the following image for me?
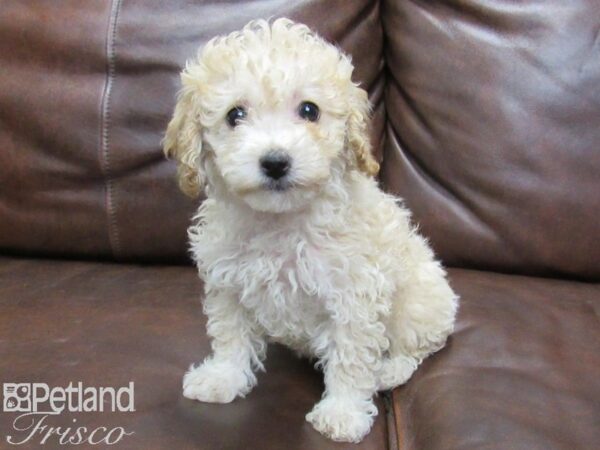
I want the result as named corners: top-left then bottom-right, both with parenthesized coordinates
top-left (379, 235), bottom-right (458, 391)
top-left (183, 289), bottom-right (265, 403)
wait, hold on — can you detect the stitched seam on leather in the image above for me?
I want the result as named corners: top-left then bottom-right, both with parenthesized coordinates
top-left (99, 0), bottom-right (122, 258)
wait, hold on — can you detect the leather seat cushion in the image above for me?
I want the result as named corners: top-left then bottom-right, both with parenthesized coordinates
top-left (0, 257), bottom-right (390, 449)
top-left (2, 257), bottom-right (598, 449)
top-left (391, 268), bottom-right (600, 450)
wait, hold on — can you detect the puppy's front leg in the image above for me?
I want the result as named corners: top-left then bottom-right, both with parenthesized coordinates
top-left (306, 306), bottom-right (388, 443)
top-left (183, 289), bottom-right (265, 403)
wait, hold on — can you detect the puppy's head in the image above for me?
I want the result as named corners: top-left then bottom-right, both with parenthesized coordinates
top-left (164, 18), bottom-right (378, 213)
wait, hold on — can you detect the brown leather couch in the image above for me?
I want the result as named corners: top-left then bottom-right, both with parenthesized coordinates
top-left (1, 1), bottom-right (598, 449)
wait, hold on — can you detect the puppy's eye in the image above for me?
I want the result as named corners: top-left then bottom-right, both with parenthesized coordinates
top-left (226, 106), bottom-right (247, 127)
top-left (298, 101), bottom-right (320, 122)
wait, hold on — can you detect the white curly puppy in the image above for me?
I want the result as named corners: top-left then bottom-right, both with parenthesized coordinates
top-left (164, 18), bottom-right (458, 443)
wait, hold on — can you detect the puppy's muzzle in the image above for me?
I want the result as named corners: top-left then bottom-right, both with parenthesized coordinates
top-left (260, 150), bottom-right (291, 181)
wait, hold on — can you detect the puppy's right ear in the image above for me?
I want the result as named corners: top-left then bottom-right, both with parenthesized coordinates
top-left (346, 85), bottom-right (379, 177)
top-left (163, 84), bottom-right (204, 198)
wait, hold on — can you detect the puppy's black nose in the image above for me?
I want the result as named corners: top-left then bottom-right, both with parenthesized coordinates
top-left (260, 151), bottom-right (291, 180)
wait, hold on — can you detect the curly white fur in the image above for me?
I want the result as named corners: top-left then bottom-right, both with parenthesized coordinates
top-left (166, 19), bottom-right (458, 443)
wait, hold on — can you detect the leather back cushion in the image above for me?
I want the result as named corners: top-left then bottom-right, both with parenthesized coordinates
top-left (381, 0), bottom-right (600, 279)
top-left (0, 0), bottom-right (384, 263)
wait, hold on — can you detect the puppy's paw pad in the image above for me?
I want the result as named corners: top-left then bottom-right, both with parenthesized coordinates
top-left (182, 361), bottom-right (252, 403)
top-left (306, 397), bottom-right (375, 443)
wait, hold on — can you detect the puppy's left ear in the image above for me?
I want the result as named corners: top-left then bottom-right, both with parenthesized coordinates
top-left (347, 86), bottom-right (380, 177)
top-left (163, 83), bottom-right (204, 198)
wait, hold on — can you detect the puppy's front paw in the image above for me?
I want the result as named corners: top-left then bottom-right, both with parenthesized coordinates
top-left (182, 359), bottom-right (254, 403)
top-left (306, 396), bottom-right (377, 443)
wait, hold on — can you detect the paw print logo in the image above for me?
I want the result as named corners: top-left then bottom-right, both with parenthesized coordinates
top-left (3, 384), bottom-right (31, 412)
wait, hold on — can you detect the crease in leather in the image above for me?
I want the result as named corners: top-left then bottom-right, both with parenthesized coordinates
top-left (384, 78), bottom-right (528, 268)
top-left (428, 0), bottom-right (600, 103)
top-left (376, 103), bottom-right (387, 165)
top-left (388, 72), bottom-right (438, 147)
top-left (407, 0), bottom-right (457, 41)
top-left (391, 387), bottom-right (409, 450)
top-left (369, 72), bottom-right (387, 164)
top-left (339, 0), bottom-right (379, 50)
top-left (383, 390), bottom-right (401, 450)
top-left (515, 46), bottom-right (600, 110)
top-left (99, 0), bottom-right (123, 259)
top-left (386, 122), bottom-right (501, 248)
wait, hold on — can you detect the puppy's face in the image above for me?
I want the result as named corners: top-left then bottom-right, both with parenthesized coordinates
top-left (201, 53), bottom-right (348, 213)
top-left (164, 19), bottom-right (379, 213)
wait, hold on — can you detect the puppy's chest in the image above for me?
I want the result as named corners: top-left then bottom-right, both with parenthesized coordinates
top-left (197, 230), bottom-right (331, 335)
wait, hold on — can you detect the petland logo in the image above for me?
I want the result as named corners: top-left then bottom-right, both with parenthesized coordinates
top-left (2, 382), bottom-right (135, 446)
